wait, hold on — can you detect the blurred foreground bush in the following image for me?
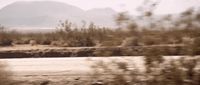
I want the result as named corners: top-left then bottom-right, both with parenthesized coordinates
top-left (0, 62), bottom-right (14, 85)
top-left (90, 56), bottom-right (200, 85)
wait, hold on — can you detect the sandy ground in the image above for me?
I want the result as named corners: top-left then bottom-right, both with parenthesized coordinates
top-left (0, 45), bottom-right (70, 51)
top-left (0, 57), bottom-right (146, 84)
top-left (0, 56), bottom-right (198, 85)
top-left (1, 57), bottom-right (145, 75)
top-left (0, 45), bottom-right (103, 51)
top-left (0, 44), bottom-right (184, 51)
top-left (0, 56), bottom-right (185, 79)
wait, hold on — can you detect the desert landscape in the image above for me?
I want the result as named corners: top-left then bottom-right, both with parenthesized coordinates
top-left (0, 0), bottom-right (200, 85)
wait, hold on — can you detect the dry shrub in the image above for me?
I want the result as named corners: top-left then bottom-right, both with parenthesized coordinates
top-left (93, 47), bottom-right (123, 56)
top-left (93, 49), bottom-right (113, 56)
top-left (0, 26), bottom-right (13, 46)
top-left (144, 48), bottom-right (164, 67)
top-left (0, 33), bottom-right (12, 46)
top-left (141, 36), bottom-right (162, 45)
top-left (29, 40), bottom-right (37, 46)
top-left (190, 37), bottom-right (200, 55)
top-left (0, 38), bottom-right (13, 46)
top-left (120, 37), bottom-right (139, 47)
top-left (90, 57), bottom-right (200, 85)
top-left (50, 41), bottom-right (68, 47)
top-left (158, 57), bottom-right (200, 85)
top-left (100, 40), bottom-right (121, 47)
top-left (39, 39), bottom-right (51, 45)
top-left (0, 62), bottom-right (13, 85)
top-left (90, 60), bottom-right (140, 85)
top-left (13, 38), bottom-right (30, 45)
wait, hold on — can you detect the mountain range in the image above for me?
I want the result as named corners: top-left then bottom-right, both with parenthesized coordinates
top-left (0, 1), bottom-right (117, 28)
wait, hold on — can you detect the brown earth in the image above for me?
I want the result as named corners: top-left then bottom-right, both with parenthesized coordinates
top-left (0, 44), bottom-right (187, 58)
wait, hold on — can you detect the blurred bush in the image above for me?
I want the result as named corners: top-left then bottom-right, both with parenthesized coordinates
top-left (0, 62), bottom-right (14, 85)
top-left (90, 57), bottom-right (200, 85)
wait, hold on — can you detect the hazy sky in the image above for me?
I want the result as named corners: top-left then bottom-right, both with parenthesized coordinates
top-left (0, 0), bottom-right (200, 15)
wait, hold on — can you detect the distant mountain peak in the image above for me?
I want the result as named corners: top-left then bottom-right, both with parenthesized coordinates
top-left (88, 7), bottom-right (116, 11)
top-left (0, 1), bottom-right (117, 28)
top-left (87, 7), bottom-right (116, 14)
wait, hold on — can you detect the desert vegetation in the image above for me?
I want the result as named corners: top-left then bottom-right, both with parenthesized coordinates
top-left (0, 62), bottom-right (15, 85)
top-left (0, 0), bottom-right (200, 85)
top-left (0, 7), bottom-right (200, 48)
top-left (1, 7), bottom-right (200, 57)
top-left (89, 41), bottom-right (200, 85)
top-left (89, 56), bottom-right (200, 85)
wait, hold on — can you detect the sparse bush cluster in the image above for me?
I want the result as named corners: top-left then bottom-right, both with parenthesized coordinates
top-left (0, 26), bottom-right (13, 46)
top-left (0, 9), bottom-right (199, 49)
top-left (0, 7), bottom-right (200, 50)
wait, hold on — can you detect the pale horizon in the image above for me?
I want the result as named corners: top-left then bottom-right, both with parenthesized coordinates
top-left (0, 0), bottom-right (200, 15)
